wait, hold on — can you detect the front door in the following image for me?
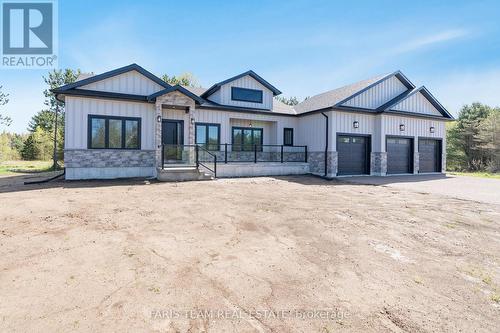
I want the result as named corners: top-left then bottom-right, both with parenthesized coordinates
top-left (162, 120), bottom-right (184, 160)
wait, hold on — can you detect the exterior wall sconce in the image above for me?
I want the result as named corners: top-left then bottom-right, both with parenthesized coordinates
top-left (190, 118), bottom-right (195, 124)
top-left (399, 124), bottom-right (405, 131)
top-left (353, 121), bottom-right (359, 128)
top-left (156, 115), bottom-right (162, 123)
top-left (430, 126), bottom-right (435, 133)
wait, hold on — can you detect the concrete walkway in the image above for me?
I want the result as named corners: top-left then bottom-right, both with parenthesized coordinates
top-left (343, 174), bottom-right (500, 205)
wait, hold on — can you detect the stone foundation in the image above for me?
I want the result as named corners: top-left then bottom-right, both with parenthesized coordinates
top-left (307, 151), bottom-right (337, 177)
top-left (65, 149), bottom-right (155, 168)
top-left (371, 152), bottom-right (387, 176)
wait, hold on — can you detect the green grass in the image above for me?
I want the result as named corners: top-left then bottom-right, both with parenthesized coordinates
top-left (449, 171), bottom-right (500, 179)
top-left (0, 160), bottom-right (55, 175)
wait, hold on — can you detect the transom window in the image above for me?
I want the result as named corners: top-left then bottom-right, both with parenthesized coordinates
top-left (231, 87), bottom-right (263, 103)
top-left (195, 123), bottom-right (220, 151)
top-left (232, 127), bottom-right (263, 151)
top-left (88, 115), bottom-right (141, 149)
top-left (283, 128), bottom-right (294, 146)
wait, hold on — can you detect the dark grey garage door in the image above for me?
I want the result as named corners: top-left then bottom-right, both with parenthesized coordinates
top-left (387, 137), bottom-right (413, 174)
top-left (337, 135), bottom-right (370, 175)
top-left (419, 139), bottom-right (441, 173)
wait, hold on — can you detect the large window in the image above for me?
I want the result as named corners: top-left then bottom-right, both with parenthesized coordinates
top-left (232, 127), bottom-right (263, 151)
top-left (195, 123), bottom-right (220, 150)
top-left (88, 115), bottom-right (141, 149)
top-left (283, 128), bottom-right (294, 146)
top-left (231, 87), bottom-right (263, 103)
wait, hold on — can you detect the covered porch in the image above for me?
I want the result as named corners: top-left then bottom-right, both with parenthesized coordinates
top-left (152, 87), bottom-right (308, 180)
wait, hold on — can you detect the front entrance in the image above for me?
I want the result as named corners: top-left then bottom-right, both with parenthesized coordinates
top-left (162, 120), bottom-right (184, 160)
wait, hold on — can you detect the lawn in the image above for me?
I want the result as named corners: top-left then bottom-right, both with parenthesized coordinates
top-left (0, 160), bottom-right (54, 175)
top-left (449, 171), bottom-right (500, 179)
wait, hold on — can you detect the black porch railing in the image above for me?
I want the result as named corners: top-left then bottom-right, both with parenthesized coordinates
top-left (161, 144), bottom-right (217, 178)
top-left (160, 144), bottom-right (308, 178)
top-left (200, 144), bottom-right (307, 164)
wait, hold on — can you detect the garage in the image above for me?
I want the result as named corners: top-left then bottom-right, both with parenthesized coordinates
top-left (386, 137), bottom-right (413, 174)
top-left (337, 135), bottom-right (370, 175)
top-left (419, 139), bottom-right (441, 173)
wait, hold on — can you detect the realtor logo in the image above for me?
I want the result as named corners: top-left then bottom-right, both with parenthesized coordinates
top-left (1, 0), bottom-right (57, 68)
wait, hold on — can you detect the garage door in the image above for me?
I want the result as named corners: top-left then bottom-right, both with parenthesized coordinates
top-left (387, 137), bottom-right (413, 174)
top-left (337, 135), bottom-right (370, 175)
top-left (419, 139), bottom-right (441, 173)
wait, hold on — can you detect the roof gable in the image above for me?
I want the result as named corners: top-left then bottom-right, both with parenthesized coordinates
top-left (55, 64), bottom-right (170, 92)
top-left (147, 85), bottom-right (205, 104)
top-left (340, 73), bottom-right (412, 109)
top-left (384, 86), bottom-right (452, 118)
top-left (201, 70), bottom-right (282, 98)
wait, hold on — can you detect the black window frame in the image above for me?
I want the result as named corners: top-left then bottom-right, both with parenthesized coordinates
top-left (232, 126), bottom-right (264, 151)
top-left (195, 122), bottom-right (221, 151)
top-left (283, 128), bottom-right (294, 146)
top-left (87, 115), bottom-right (141, 150)
top-left (231, 87), bottom-right (263, 104)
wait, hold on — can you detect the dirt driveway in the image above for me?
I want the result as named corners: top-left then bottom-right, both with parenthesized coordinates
top-left (0, 174), bottom-right (499, 332)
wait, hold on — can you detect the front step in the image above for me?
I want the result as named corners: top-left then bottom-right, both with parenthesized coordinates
top-left (156, 167), bottom-right (214, 182)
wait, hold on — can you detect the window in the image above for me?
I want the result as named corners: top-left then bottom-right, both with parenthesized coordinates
top-left (283, 128), bottom-right (293, 146)
top-left (231, 87), bottom-right (263, 103)
top-left (232, 127), bottom-right (263, 151)
top-left (88, 115), bottom-right (141, 149)
top-left (195, 123), bottom-right (220, 150)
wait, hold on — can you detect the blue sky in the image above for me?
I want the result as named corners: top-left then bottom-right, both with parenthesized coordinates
top-left (2, 0), bottom-right (500, 133)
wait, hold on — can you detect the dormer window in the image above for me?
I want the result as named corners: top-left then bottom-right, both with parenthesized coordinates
top-left (231, 87), bottom-right (263, 103)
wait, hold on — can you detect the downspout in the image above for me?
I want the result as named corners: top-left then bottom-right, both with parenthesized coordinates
top-left (321, 112), bottom-right (329, 177)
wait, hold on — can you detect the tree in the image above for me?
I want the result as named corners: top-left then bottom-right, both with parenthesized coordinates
top-left (28, 109), bottom-right (63, 133)
top-left (275, 96), bottom-right (301, 106)
top-left (162, 72), bottom-right (199, 87)
top-left (0, 86), bottom-right (11, 127)
top-left (477, 109), bottom-right (500, 172)
top-left (454, 103), bottom-right (493, 171)
top-left (21, 127), bottom-right (53, 160)
top-left (23, 69), bottom-right (80, 164)
top-left (43, 68), bottom-right (81, 114)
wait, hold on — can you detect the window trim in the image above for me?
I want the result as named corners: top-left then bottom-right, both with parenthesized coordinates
top-left (283, 128), bottom-right (294, 146)
top-left (87, 114), bottom-right (141, 150)
top-left (231, 87), bottom-right (263, 104)
top-left (195, 122), bottom-right (221, 151)
top-left (231, 126), bottom-right (264, 151)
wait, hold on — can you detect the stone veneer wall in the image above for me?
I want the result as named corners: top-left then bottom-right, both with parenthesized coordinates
top-left (413, 152), bottom-right (420, 174)
top-left (65, 149), bottom-right (155, 168)
top-left (371, 152), bottom-right (387, 176)
top-left (307, 151), bottom-right (337, 177)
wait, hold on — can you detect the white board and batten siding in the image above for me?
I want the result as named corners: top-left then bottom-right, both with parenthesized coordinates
top-left (80, 70), bottom-right (164, 96)
top-left (65, 96), bottom-right (156, 150)
top-left (194, 108), bottom-right (298, 146)
top-left (342, 76), bottom-right (408, 109)
top-left (391, 91), bottom-right (442, 117)
top-left (206, 75), bottom-right (274, 110)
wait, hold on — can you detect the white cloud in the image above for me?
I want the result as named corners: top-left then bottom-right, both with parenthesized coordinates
top-left (393, 29), bottom-right (469, 54)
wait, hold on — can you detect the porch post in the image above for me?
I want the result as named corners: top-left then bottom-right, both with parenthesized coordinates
top-left (188, 106), bottom-right (195, 145)
top-left (155, 102), bottom-right (162, 168)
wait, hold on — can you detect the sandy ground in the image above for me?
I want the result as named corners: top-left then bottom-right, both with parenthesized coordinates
top-left (0, 173), bottom-right (499, 332)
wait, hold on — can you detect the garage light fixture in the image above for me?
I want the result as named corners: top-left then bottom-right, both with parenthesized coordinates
top-left (430, 126), bottom-right (435, 133)
top-left (156, 115), bottom-right (162, 123)
top-left (353, 121), bottom-right (359, 128)
top-left (191, 118), bottom-right (195, 124)
top-left (399, 124), bottom-right (405, 131)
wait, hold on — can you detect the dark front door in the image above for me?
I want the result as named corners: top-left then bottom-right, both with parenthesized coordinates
top-left (337, 135), bottom-right (370, 175)
top-left (162, 120), bottom-right (184, 160)
top-left (419, 139), bottom-right (441, 173)
top-left (387, 137), bottom-right (413, 174)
